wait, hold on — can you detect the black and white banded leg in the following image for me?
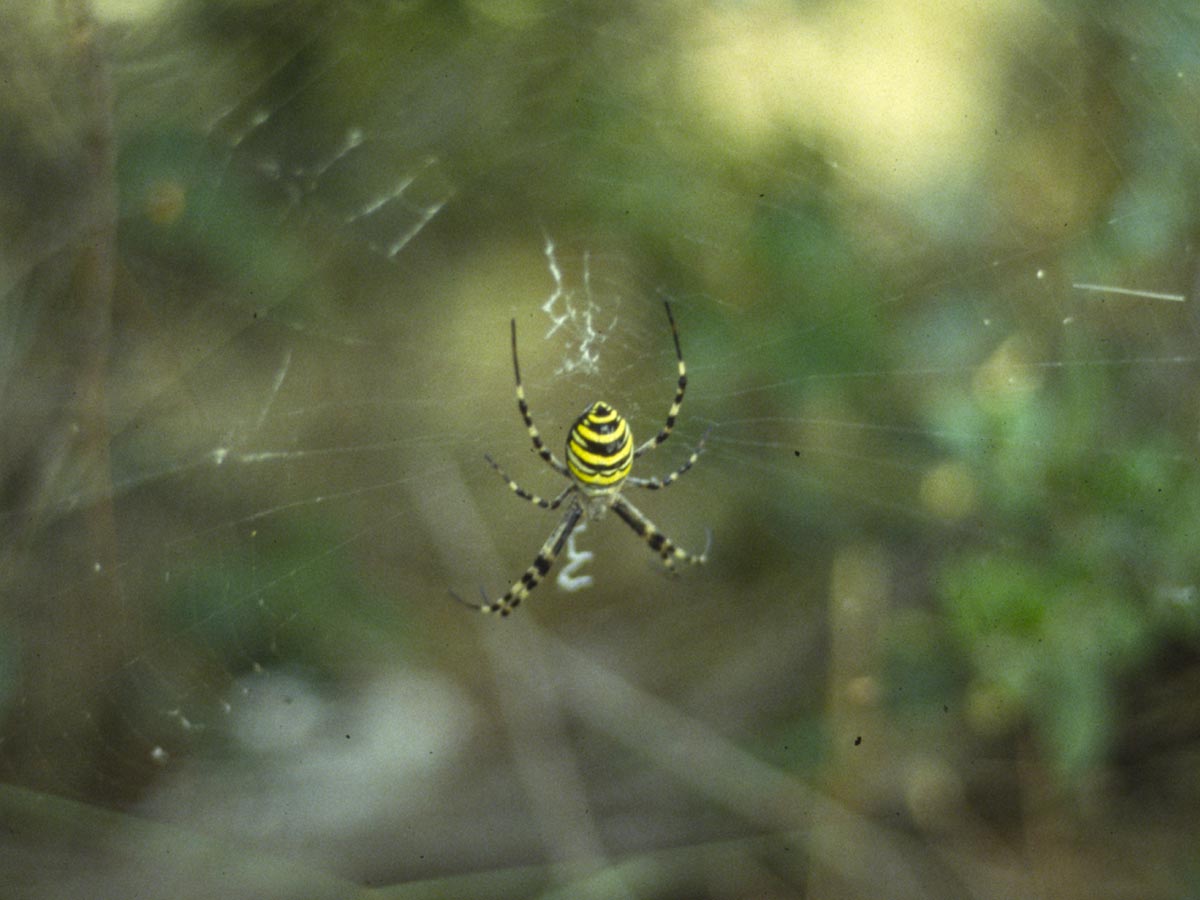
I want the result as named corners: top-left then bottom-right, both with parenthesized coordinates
top-left (634, 301), bottom-right (688, 458)
top-left (510, 319), bottom-right (571, 477)
top-left (484, 453), bottom-right (573, 509)
top-left (452, 503), bottom-right (584, 617)
top-left (610, 494), bottom-right (709, 572)
top-left (627, 429), bottom-right (710, 491)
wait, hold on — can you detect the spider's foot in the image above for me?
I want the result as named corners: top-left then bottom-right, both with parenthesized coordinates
top-left (448, 588), bottom-right (480, 611)
top-left (448, 587), bottom-right (520, 617)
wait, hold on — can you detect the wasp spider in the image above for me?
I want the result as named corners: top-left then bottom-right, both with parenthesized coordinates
top-left (454, 301), bottom-right (709, 617)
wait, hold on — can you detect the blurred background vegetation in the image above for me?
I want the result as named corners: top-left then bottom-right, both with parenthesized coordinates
top-left (2, 0), bottom-right (1199, 897)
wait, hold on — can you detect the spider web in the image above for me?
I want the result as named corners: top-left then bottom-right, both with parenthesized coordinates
top-left (3, 2), bottom-right (1200, 898)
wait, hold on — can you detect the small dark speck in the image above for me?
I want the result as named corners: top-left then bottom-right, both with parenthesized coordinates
top-left (794, 450), bottom-right (800, 456)
top-left (854, 735), bottom-right (862, 746)
top-left (943, 705), bottom-right (949, 713)
top-left (345, 734), bottom-right (351, 739)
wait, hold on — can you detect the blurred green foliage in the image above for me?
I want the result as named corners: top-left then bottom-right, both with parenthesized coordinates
top-left (164, 520), bottom-right (391, 675)
top-left (939, 355), bottom-right (1200, 778)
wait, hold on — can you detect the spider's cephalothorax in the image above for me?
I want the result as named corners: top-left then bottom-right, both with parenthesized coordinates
top-left (452, 301), bottom-right (709, 617)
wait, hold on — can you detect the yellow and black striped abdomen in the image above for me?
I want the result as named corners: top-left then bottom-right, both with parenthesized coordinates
top-left (566, 402), bottom-right (633, 493)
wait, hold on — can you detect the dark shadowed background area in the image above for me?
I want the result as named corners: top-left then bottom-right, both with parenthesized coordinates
top-left (2, 1), bottom-right (1199, 897)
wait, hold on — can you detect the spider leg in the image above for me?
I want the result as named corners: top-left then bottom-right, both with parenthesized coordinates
top-left (484, 454), bottom-right (573, 509)
top-left (610, 494), bottom-right (708, 571)
top-left (634, 301), bottom-right (688, 458)
top-left (627, 428), bottom-right (709, 490)
top-left (450, 502), bottom-right (583, 616)
top-left (510, 318), bottom-right (570, 476)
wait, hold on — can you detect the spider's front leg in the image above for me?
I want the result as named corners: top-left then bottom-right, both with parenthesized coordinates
top-left (610, 494), bottom-right (709, 571)
top-left (451, 503), bottom-right (583, 616)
